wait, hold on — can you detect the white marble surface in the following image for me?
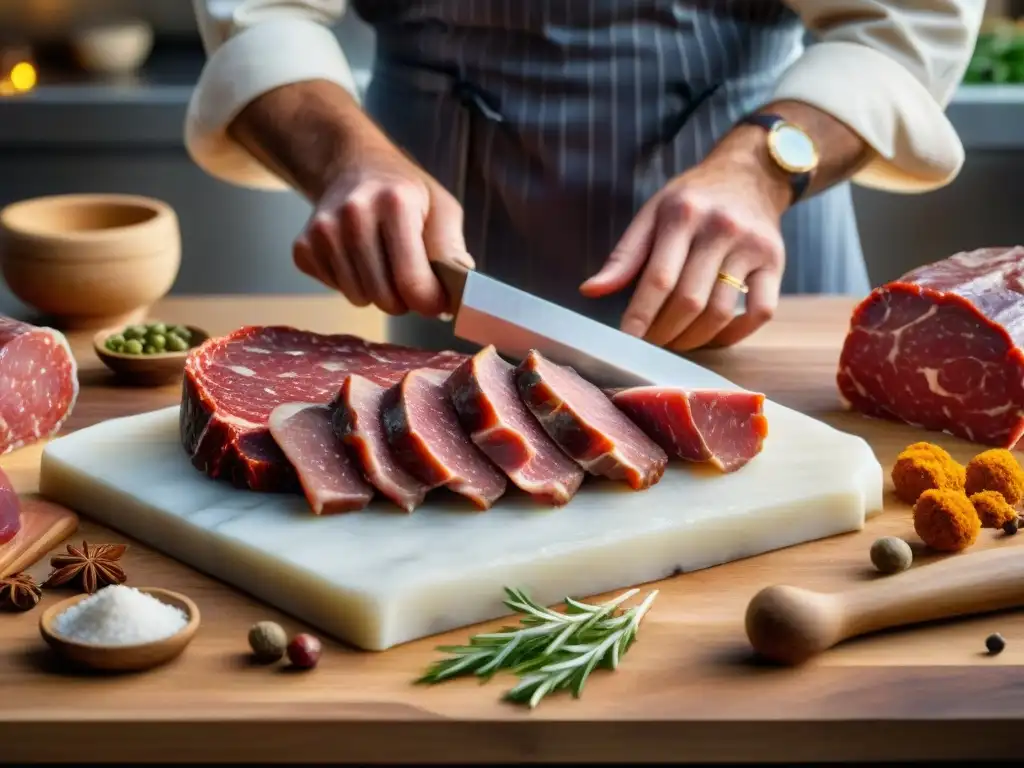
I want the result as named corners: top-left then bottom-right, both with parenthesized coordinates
top-left (40, 405), bottom-right (883, 651)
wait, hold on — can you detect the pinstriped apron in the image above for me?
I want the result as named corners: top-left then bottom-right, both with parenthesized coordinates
top-left (351, 0), bottom-right (871, 351)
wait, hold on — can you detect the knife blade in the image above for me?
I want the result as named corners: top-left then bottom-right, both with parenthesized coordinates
top-left (432, 261), bottom-right (739, 390)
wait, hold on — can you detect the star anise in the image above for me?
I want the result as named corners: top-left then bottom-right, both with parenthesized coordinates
top-left (44, 541), bottom-right (128, 594)
top-left (0, 572), bottom-right (42, 612)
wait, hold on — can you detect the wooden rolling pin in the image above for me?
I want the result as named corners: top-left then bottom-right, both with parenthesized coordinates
top-left (745, 546), bottom-right (1024, 665)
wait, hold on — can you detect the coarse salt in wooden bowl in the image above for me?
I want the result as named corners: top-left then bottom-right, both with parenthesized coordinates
top-left (39, 587), bottom-right (200, 673)
top-left (93, 323), bottom-right (209, 386)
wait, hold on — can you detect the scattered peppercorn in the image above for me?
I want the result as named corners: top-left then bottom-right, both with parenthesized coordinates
top-left (869, 536), bottom-right (913, 574)
top-left (248, 620), bottom-right (288, 663)
top-left (1003, 519), bottom-right (1019, 536)
top-left (986, 633), bottom-right (1006, 654)
top-left (913, 488), bottom-right (981, 552)
top-left (891, 443), bottom-right (965, 505)
top-left (287, 633), bottom-right (322, 669)
top-left (965, 449), bottom-right (1024, 506)
top-left (969, 490), bottom-right (1017, 529)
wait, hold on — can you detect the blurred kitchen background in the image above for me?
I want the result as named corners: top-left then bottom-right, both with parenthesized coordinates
top-left (0, 0), bottom-right (1021, 316)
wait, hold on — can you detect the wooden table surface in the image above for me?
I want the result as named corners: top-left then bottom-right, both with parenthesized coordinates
top-left (2, 295), bottom-right (1022, 763)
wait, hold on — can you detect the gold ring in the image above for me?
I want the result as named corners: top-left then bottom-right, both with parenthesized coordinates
top-left (717, 271), bottom-right (749, 294)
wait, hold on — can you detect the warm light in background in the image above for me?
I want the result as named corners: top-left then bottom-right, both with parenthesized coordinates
top-left (9, 61), bottom-right (37, 92)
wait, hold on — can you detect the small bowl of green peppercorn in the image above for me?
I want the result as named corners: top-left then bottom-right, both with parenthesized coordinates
top-left (93, 320), bottom-right (209, 385)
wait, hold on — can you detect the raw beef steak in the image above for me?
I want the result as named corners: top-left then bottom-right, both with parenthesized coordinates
top-left (382, 368), bottom-right (507, 509)
top-left (610, 387), bottom-right (768, 472)
top-left (332, 374), bottom-right (435, 512)
top-left (0, 466), bottom-right (20, 546)
top-left (446, 346), bottom-right (584, 505)
top-left (515, 350), bottom-right (667, 490)
top-left (267, 403), bottom-right (374, 514)
top-left (181, 326), bottom-right (466, 491)
top-left (0, 316), bottom-right (78, 456)
top-left (837, 246), bottom-right (1024, 448)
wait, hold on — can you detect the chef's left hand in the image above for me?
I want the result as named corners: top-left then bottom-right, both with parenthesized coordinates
top-left (580, 143), bottom-right (789, 352)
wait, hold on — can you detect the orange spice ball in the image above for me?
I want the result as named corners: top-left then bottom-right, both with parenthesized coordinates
top-left (913, 489), bottom-right (980, 552)
top-left (891, 447), bottom-right (965, 506)
top-left (964, 449), bottom-right (1024, 506)
top-left (902, 442), bottom-right (954, 462)
top-left (970, 490), bottom-right (1018, 529)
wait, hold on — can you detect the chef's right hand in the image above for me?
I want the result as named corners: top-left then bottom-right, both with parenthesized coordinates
top-left (292, 141), bottom-right (475, 317)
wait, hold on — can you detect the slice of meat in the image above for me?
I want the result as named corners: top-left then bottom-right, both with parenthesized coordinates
top-left (0, 466), bottom-right (21, 546)
top-left (332, 374), bottom-right (435, 512)
top-left (0, 316), bottom-right (78, 456)
top-left (381, 368), bottom-right (507, 509)
top-left (181, 326), bottom-right (466, 491)
top-left (514, 350), bottom-right (667, 490)
top-left (610, 387), bottom-right (768, 472)
top-left (837, 246), bottom-right (1024, 448)
top-left (446, 346), bottom-right (584, 506)
top-left (267, 403), bottom-right (374, 514)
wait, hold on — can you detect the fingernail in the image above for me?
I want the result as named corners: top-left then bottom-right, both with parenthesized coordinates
top-left (453, 252), bottom-right (475, 269)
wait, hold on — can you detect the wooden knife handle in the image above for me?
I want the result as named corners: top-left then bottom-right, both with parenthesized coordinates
top-left (745, 546), bottom-right (1024, 665)
top-left (430, 259), bottom-right (470, 316)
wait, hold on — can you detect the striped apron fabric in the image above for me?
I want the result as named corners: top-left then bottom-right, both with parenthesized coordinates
top-left (351, 0), bottom-right (872, 351)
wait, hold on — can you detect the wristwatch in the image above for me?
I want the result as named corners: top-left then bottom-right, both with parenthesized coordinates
top-left (739, 113), bottom-right (818, 204)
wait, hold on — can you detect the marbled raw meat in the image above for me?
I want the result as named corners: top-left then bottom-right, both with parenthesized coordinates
top-left (610, 387), bottom-right (768, 472)
top-left (515, 350), bottom-right (667, 490)
top-left (0, 466), bottom-right (20, 546)
top-left (446, 345), bottom-right (583, 505)
top-left (0, 316), bottom-right (78, 456)
top-left (180, 326), bottom-right (465, 491)
top-left (382, 368), bottom-right (507, 509)
top-left (837, 246), bottom-right (1024, 448)
top-left (332, 374), bottom-right (435, 512)
top-left (267, 403), bottom-right (374, 514)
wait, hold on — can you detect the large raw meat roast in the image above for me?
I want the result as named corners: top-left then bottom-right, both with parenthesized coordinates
top-left (0, 316), bottom-right (78, 457)
top-left (837, 246), bottom-right (1024, 448)
top-left (181, 326), bottom-right (465, 491)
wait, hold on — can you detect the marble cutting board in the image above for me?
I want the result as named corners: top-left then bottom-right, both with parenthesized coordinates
top-left (39, 405), bottom-right (883, 651)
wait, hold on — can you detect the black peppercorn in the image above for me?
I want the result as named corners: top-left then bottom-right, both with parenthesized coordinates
top-left (1003, 519), bottom-right (1018, 535)
top-left (986, 633), bottom-right (1006, 654)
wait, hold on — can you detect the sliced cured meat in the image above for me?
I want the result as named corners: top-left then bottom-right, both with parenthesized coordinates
top-left (515, 350), bottom-right (667, 490)
top-left (332, 374), bottom-right (435, 513)
top-left (268, 403), bottom-right (374, 514)
top-left (446, 345), bottom-right (584, 506)
top-left (181, 326), bottom-right (466, 491)
top-left (837, 246), bottom-right (1024, 448)
top-left (610, 387), bottom-right (768, 473)
top-left (0, 466), bottom-right (20, 546)
top-left (381, 368), bottom-right (507, 509)
top-left (0, 316), bottom-right (78, 456)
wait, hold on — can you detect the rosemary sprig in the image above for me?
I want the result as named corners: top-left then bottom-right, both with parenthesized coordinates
top-left (416, 586), bottom-right (658, 708)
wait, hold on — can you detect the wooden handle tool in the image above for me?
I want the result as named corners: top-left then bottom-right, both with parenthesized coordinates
top-left (745, 546), bottom-right (1024, 665)
top-left (430, 258), bottom-right (472, 317)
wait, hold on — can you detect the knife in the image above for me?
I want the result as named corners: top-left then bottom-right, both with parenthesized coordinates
top-left (431, 260), bottom-right (739, 390)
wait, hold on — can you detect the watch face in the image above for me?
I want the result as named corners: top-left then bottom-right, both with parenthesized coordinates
top-left (770, 123), bottom-right (818, 173)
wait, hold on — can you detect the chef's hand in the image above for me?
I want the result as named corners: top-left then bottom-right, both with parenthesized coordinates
top-left (581, 149), bottom-right (788, 351)
top-left (293, 141), bottom-right (474, 317)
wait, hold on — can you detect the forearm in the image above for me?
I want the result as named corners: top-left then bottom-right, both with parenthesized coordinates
top-left (706, 100), bottom-right (871, 214)
top-left (227, 79), bottom-right (387, 201)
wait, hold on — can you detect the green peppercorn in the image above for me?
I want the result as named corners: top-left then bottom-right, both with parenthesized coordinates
top-left (165, 334), bottom-right (189, 352)
top-left (123, 339), bottom-right (143, 355)
top-left (170, 325), bottom-right (192, 342)
top-left (148, 333), bottom-right (167, 351)
top-left (143, 344), bottom-right (157, 354)
top-left (986, 633), bottom-right (1006, 654)
top-left (104, 333), bottom-right (126, 352)
top-left (123, 325), bottom-right (148, 340)
top-left (870, 536), bottom-right (913, 574)
top-left (248, 620), bottom-right (288, 663)
top-left (148, 321), bottom-right (167, 335)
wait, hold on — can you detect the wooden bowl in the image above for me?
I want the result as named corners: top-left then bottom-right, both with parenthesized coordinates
top-left (39, 587), bottom-right (200, 673)
top-left (70, 21), bottom-right (154, 76)
top-left (0, 193), bottom-right (180, 330)
top-left (94, 323), bottom-right (209, 386)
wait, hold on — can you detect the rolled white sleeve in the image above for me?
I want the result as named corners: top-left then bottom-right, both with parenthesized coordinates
top-left (778, 1), bottom-right (985, 193)
top-left (186, 0), bottom-right (355, 190)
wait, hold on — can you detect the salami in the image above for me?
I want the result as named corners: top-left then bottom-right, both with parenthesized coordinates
top-left (180, 326), bottom-right (465, 491)
top-left (0, 466), bottom-right (20, 546)
top-left (0, 316), bottom-right (78, 456)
